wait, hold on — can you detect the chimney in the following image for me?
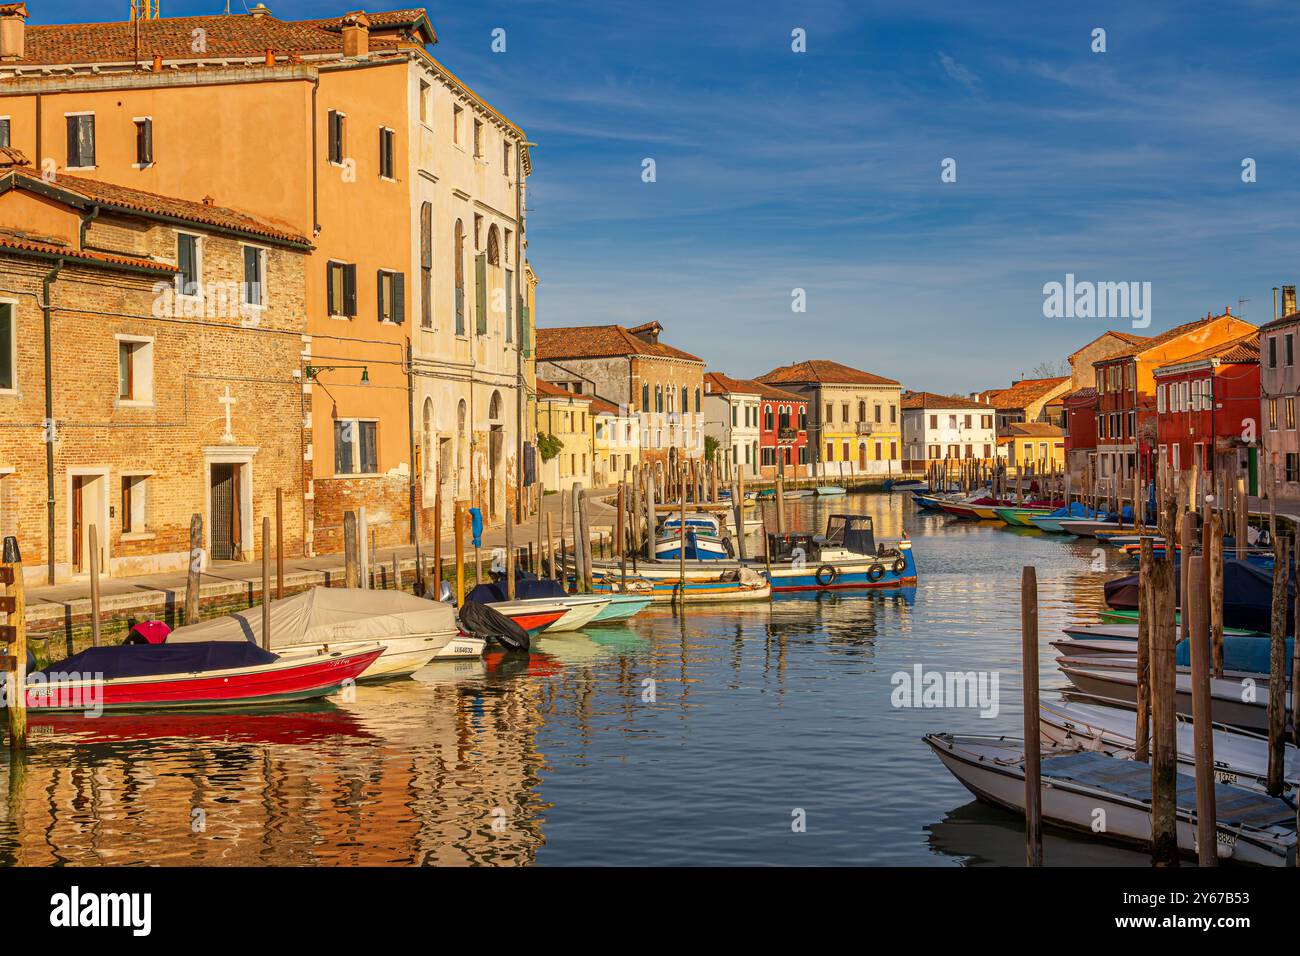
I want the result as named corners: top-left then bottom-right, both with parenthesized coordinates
top-left (249, 3), bottom-right (271, 17)
top-left (1285, 285), bottom-right (1297, 317)
top-left (341, 11), bottom-right (370, 58)
top-left (0, 3), bottom-right (27, 62)
top-left (152, 53), bottom-right (162, 71)
top-left (629, 321), bottom-right (661, 345)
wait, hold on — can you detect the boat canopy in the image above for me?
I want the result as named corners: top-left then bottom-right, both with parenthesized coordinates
top-left (34, 641), bottom-right (277, 680)
top-left (468, 575), bottom-right (568, 602)
top-left (824, 514), bottom-right (876, 555)
top-left (166, 587), bottom-right (458, 649)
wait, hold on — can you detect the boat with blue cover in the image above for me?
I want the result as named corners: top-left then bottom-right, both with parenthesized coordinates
top-left (1027, 502), bottom-right (1106, 533)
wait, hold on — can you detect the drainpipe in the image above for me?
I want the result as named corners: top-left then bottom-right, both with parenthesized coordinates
top-left (42, 260), bottom-right (63, 585)
top-left (406, 337), bottom-right (418, 550)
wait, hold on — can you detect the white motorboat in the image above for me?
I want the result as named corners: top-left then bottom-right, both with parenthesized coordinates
top-left (165, 587), bottom-right (483, 680)
top-left (1038, 699), bottom-right (1299, 797)
top-left (924, 732), bottom-right (1296, 866)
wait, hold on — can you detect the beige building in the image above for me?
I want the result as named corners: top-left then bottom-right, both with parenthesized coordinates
top-left (757, 359), bottom-right (902, 477)
top-left (535, 380), bottom-right (591, 494)
top-left (591, 397), bottom-right (640, 487)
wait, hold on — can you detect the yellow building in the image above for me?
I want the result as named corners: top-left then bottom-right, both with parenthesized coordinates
top-left (757, 359), bottom-right (902, 477)
top-left (590, 397), bottom-right (640, 487)
top-left (535, 381), bottom-right (592, 494)
top-left (999, 422), bottom-right (1066, 474)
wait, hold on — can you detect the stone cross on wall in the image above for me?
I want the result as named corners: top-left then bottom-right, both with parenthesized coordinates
top-left (219, 386), bottom-right (237, 444)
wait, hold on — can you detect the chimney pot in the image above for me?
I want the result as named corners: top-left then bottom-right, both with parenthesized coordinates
top-left (249, 3), bottom-right (271, 18)
top-left (0, 3), bottom-right (27, 62)
top-left (152, 53), bottom-right (162, 71)
top-left (265, 48), bottom-right (275, 66)
top-left (1284, 285), bottom-right (1297, 316)
top-left (341, 11), bottom-right (370, 58)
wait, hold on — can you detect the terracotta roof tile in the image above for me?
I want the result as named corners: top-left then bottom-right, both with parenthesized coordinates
top-left (536, 380), bottom-right (591, 402)
top-left (703, 371), bottom-right (759, 395)
top-left (0, 230), bottom-right (174, 273)
top-left (1154, 330), bottom-right (1260, 372)
top-left (536, 324), bottom-right (703, 363)
top-left (757, 359), bottom-right (899, 387)
top-left (999, 422), bottom-right (1065, 438)
top-left (974, 377), bottom-right (1069, 410)
top-left (15, 10), bottom-right (418, 68)
top-left (900, 390), bottom-right (988, 410)
top-left (1094, 316), bottom-right (1247, 362)
top-left (1, 166), bottom-right (311, 246)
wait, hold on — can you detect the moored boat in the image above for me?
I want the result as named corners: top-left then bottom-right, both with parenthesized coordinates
top-left (164, 587), bottom-right (478, 679)
top-left (763, 514), bottom-right (916, 591)
top-left (815, 485), bottom-right (846, 496)
top-left (22, 641), bottom-right (383, 711)
top-left (589, 568), bottom-right (771, 603)
top-left (991, 505), bottom-right (1055, 527)
top-left (654, 526), bottom-right (731, 561)
top-left (923, 733), bottom-right (1296, 866)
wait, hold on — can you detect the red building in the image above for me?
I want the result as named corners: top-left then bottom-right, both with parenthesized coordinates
top-left (1153, 332), bottom-right (1260, 478)
top-left (756, 382), bottom-right (809, 479)
top-left (1061, 387), bottom-right (1099, 476)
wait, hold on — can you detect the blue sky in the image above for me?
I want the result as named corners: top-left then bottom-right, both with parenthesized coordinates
top-left (41, 0), bottom-right (1300, 391)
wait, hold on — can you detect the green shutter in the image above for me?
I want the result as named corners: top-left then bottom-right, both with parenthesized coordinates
top-left (475, 252), bottom-right (487, 334)
top-left (393, 272), bottom-right (405, 324)
top-left (520, 302), bottom-right (531, 355)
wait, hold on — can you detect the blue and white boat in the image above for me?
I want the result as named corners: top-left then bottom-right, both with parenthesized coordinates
top-left (654, 527), bottom-right (730, 561)
top-left (764, 514), bottom-right (917, 591)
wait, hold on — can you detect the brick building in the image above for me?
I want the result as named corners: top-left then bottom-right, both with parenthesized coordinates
top-left (535, 321), bottom-right (705, 469)
top-left (0, 158), bottom-right (310, 584)
top-left (1260, 289), bottom-right (1300, 497)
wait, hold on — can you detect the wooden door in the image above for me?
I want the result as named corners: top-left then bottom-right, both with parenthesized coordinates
top-left (210, 464), bottom-right (236, 561)
top-left (71, 476), bottom-right (84, 572)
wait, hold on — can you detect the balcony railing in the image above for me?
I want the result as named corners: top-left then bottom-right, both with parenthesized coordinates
top-left (856, 422), bottom-right (874, 435)
top-left (778, 427), bottom-right (798, 441)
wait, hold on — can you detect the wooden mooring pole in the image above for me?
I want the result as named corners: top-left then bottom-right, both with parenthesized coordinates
top-left (505, 512), bottom-right (516, 600)
top-left (616, 483), bottom-right (627, 591)
top-left (88, 524), bottom-right (101, 647)
top-left (1135, 536), bottom-right (1153, 761)
top-left (1149, 524), bottom-right (1180, 866)
top-left (261, 516), bottom-right (272, 652)
top-left (343, 511), bottom-right (360, 589)
top-left (185, 514), bottom-right (202, 625)
top-left (454, 501), bottom-right (466, 606)
top-left (1021, 565), bottom-right (1042, 867)
top-left (1186, 553), bottom-right (1217, 866)
top-left (1, 537), bottom-right (27, 750)
top-left (275, 487), bottom-right (285, 599)
top-left (1267, 534), bottom-right (1289, 796)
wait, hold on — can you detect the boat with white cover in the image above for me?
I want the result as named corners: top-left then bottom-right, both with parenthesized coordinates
top-left (166, 587), bottom-right (482, 680)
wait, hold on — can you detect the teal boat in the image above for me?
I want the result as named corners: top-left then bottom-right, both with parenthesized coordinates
top-left (1098, 608), bottom-right (1263, 635)
top-left (590, 594), bottom-right (652, 623)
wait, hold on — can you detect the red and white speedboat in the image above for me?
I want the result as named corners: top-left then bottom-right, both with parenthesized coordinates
top-left (18, 641), bottom-right (381, 712)
top-left (491, 601), bottom-right (568, 636)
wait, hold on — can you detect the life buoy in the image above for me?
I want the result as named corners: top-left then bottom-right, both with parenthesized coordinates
top-left (815, 564), bottom-right (838, 586)
top-left (892, 556), bottom-right (907, 575)
top-left (867, 563), bottom-right (886, 582)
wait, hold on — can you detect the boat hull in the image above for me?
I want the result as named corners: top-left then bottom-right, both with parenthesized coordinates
top-left (23, 646), bottom-right (383, 711)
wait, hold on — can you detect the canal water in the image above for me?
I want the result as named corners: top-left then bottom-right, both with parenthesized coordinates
top-left (0, 492), bottom-right (1154, 866)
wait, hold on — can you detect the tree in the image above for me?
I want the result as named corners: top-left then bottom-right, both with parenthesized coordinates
top-left (537, 433), bottom-right (563, 462)
top-left (1030, 360), bottom-right (1070, 379)
top-left (704, 435), bottom-right (720, 462)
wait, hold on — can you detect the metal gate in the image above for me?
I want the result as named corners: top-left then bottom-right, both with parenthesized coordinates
top-left (210, 464), bottom-right (237, 561)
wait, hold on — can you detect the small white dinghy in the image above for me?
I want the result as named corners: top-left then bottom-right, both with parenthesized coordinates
top-left (1039, 699), bottom-right (1300, 797)
top-left (923, 733), bottom-right (1297, 866)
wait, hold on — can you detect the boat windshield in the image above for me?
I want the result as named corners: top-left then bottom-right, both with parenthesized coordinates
top-left (825, 514), bottom-right (876, 554)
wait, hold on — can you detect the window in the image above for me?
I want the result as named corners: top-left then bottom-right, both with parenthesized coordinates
top-left (874, 403), bottom-right (882, 423)
top-left (842, 441), bottom-right (850, 460)
top-left (121, 475), bottom-right (149, 533)
top-left (1157, 383), bottom-right (1166, 413)
top-left (858, 400), bottom-right (866, 421)
top-left (1268, 398), bottom-right (1277, 429)
top-left (134, 118), bottom-right (152, 166)
top-left (327, 261), bottom-right (357, 318)
top-left (242, 246), bottom-right (266, 308)
top-left (419, 81), bottom-right (432, 125)
top-left (825, 403), bottom-right (833, 423)
top-left (452, 104), bottom-right (463, 144)
top-left (981, 414), bottom-right (992, 429)
top-left (1288, 398), bottom-right (1296, 431)
top-left (420, 202), bottom-right (433, 328)
top-left (826, 442), bottom-right (834, 461)
top-left (655, 386), bottom-right (663, 413)
top-left (379, 127), bottom-right (396, 179)
top-left (503, 140), bottom-right (512, 177)
top-left (695, 388), bottom-right (701, 413)
top-left (1269, 335), bottom-right (1278, 369)
top-left (1289, 334), bottom-right (1295, 367)
top-left (377, 270), bottom-right (405, 323)
top-left (1289, 453), bottom-right (1300, 484)
top-left (641, 383), bottom-right (650, 411)
top-left (929, 414), bottom-right (937, 429)
top-left (799, 446), bottom-right (808, 464)
top-left (890, 404), bottom-right (897, 424)
top-left (177, 233), bottom-right (200, 296)
top-left (983, 443), bottom-right (991, 458)
top-left (0, 302), bottom-right (14, 392)
top-left (66, 113), bottom-right (95, 167)
top-left (327, 110), bottom-right (345, 164)
top-left (841, 403), bottom-right (849, 422)
top-left (116, 337), bottom-right (153, 404)
top-left (505, 269), bottom-right (514, 342)
top-left (764, 405), bottom-right (774, 430)
top-left (335, 419), bottom-right (378, 474)
top-left (473, 118), bottom-right (483, 158)
top-left (0, 117), bottom-right (9, 148)
top-left (453, 219), bottom-right (466, 335)
top-left (798, 407), bottom-right (807, 430)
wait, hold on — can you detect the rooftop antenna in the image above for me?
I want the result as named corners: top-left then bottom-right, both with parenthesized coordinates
top-left (129, 0), bottom-right (160, 20)
top-left (1237, 297), bottom-right (1249, 319)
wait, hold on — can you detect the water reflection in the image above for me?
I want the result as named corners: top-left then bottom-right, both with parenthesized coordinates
top-left (0, 492), bottom-right (1133, 866)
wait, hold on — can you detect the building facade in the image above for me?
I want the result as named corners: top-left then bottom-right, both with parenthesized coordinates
top-left (536, 322), bottom-right (705, 470)
top-left (1, 6), bottom-right (533, 556)
top-left (1260, 297), bottom-right (1300, 497)
top-left (702, 372), bottom-right (760, 480)
top-left (1153, 332), bottom-right (1259, 486)
top-left (757, 359), bottom-right (901, 477)
top-left (0, 159), bottom-right (309, 583)
top-left (999, 423), bottom-right (1066, 473)
top-left (900, 392), bottom-right (996, 471)
top-left (535, 381), bottom-right (591, 494)
top-left (591, 397), bottom-right (640, 487)
top-left (755, 381), bottom-right (809, 479)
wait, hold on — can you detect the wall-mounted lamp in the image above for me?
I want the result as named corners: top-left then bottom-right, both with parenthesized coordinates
top-left (304, 363), bottom-right (369, 384)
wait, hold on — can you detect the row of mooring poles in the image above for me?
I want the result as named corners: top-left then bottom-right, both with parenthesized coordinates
top-left (1020, 460), bottom-right (1298, 866)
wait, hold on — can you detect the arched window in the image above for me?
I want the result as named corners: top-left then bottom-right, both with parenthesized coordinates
top-left (694, 387), bottom-right (701, 413)
top-left (486, 224), bottom-right (501, 266)
top-left (858, 400), bottom-right (866, 422)
top-left (763, 404), bottom-right (774, 430)
top-left (420, 202), bottom-right (433, 329)
top-left (655, 385), bottom-right (663, 413)
top-left (489, 389), bottom-right (502, 422)
top-left (681, 386), bottom-right (688, 414)
top-left (641, 382), bottom-right (650, 411)
top-left (453, 219), bottom-right (465, 335)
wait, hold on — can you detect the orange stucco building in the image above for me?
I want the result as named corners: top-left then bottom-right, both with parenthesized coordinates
top-left (0, 5), bottom-right (533, 558)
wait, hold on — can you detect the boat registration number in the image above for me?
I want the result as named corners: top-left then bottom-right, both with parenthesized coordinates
top-left (1214, 770), bottom-right (1238, 785)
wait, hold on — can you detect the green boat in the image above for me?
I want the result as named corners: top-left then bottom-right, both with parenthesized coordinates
top-left (992, 506), bottom-right (1054, 527)
top-left (1098, 608), bottom-right (1262, 635)
top-left (590, 594), bottom-right (652, 623)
